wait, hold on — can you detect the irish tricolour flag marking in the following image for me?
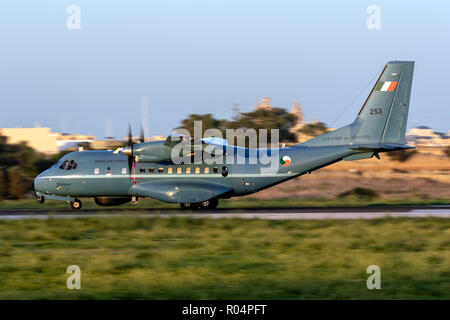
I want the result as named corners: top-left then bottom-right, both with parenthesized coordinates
top-left (375, 81), bottom-right (398, 92)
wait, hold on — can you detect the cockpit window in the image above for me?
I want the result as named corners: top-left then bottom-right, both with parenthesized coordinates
top-left (59, 160), bottom-right (78, 170)
top-left (59, 161), bottom-right (68, 170)
top-left (67, 160), bottom-right (75, 170)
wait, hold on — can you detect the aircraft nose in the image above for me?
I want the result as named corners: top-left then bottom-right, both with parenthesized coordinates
top-left (33, 177), bottom-right (41, 193)
top-left (33, 174), bottom-right (47, 193)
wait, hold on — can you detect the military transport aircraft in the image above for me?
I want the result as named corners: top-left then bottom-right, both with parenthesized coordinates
top-left (33, 61), bottom-right (415, 210)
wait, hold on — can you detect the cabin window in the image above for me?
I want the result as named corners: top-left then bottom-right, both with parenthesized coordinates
top-left (149, 167), bottom-right (154, 173)
top-left (168, 167), bottom-right (173, 174)
top-left (195, 167), bottom-right (200, 174)
top-left (221, 166), bottom-right (228, 177)
top-left (186, 167), bottom-right (191, 174)
top-left (140, 167), bottom-right (145, 173)
top-left (213, 166), bottom-right (218, 173)
top-left (158, 168), bottom-right (164, 173)
top-left (204, 167), bottom-right (210, 174)
top-left (177, 167), bottom-right (182, 174)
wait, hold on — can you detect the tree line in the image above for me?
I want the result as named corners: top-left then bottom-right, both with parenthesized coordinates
top-left (0, 136), bottom-right (70, 199)
top-left (177, 108), bottom-right (306, 142)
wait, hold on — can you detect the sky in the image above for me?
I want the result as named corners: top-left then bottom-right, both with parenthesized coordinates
top-left (0, 0), bottom-right (449, 139)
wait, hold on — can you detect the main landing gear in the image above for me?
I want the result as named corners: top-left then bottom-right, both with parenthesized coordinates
top-left (180, 198), bottom-right (219, 210)
top-left (70, 198), bottom-right (82, 210)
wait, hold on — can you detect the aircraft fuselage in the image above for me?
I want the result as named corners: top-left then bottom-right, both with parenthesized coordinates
top-left (34, 145), bottom-right (354, 200)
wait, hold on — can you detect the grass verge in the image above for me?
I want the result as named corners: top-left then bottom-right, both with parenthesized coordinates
top-left (0, 216), bottom-right (448, 299)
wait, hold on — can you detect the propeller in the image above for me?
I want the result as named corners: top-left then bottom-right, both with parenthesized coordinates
top-left (127, 124), bottom-right (134, 178)
top-left (125, 124), bottom-right (146, 182)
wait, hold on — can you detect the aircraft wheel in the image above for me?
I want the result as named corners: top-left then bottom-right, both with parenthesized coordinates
top-left (70, 199), bottom-right (82, 210)
top-left (200, 198), bottom-right (218, 210)
top-left (180, 202), bottom-right (199, 210)
top-left (37, 196), bottom-right (45, 204)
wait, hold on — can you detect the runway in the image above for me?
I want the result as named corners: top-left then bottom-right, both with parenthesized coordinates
top-left (0, 206), bottom-right (449, 220)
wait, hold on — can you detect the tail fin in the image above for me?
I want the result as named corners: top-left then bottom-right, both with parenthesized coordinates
top-left (300, 61), bottom-right (415, 147)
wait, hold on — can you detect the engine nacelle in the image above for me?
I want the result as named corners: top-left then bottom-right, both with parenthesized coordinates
top-left (122, 140), bottom-right (174, 163)
top-left (94, 197), bottom-right (132, 206)
top-left (120, 136), bottom-right (210, 163)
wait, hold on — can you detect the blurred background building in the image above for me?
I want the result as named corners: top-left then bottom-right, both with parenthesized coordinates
top-left (0, 126), bottom-right (167, 154)
top-left (1, 103), bottom-right (449, 155)
top-left (0, 127), bottom-right (60, 154)
top-left (406, 126), bottom-right (450, 147)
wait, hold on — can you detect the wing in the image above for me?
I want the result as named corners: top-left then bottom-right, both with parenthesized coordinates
top-left (129, 180), bottom-right (233, 203)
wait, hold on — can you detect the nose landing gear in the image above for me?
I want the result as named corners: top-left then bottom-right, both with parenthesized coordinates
top-left (35, 193), bottom-right (82, 210)
top-left (70, 198), bottom-right (82, 210)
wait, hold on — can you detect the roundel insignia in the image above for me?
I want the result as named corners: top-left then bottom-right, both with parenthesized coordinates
top-left (280, 155), bottom-right (291, 167)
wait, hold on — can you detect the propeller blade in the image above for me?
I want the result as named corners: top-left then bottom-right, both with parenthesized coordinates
top-left (127, 124), bottom-right (133, 176)
top-left (128, 124), bottom-right (133, 146)
top-left (140, 125), bottom-right (145, 143)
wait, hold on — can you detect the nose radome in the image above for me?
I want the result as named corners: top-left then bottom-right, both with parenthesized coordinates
top-left (33, 176), bottom-right (46, 193)
top-left (33, 177), bottom-right (41, 193)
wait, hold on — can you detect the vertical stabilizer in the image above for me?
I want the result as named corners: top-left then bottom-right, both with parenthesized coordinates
top-left (300, 61), bottom-right (415, 147)
top-left (355, 61), bottom-right (414, 144)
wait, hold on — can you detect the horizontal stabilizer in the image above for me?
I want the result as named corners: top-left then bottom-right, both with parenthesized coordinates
top-left (349, 143), bottom-right (415, 152)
